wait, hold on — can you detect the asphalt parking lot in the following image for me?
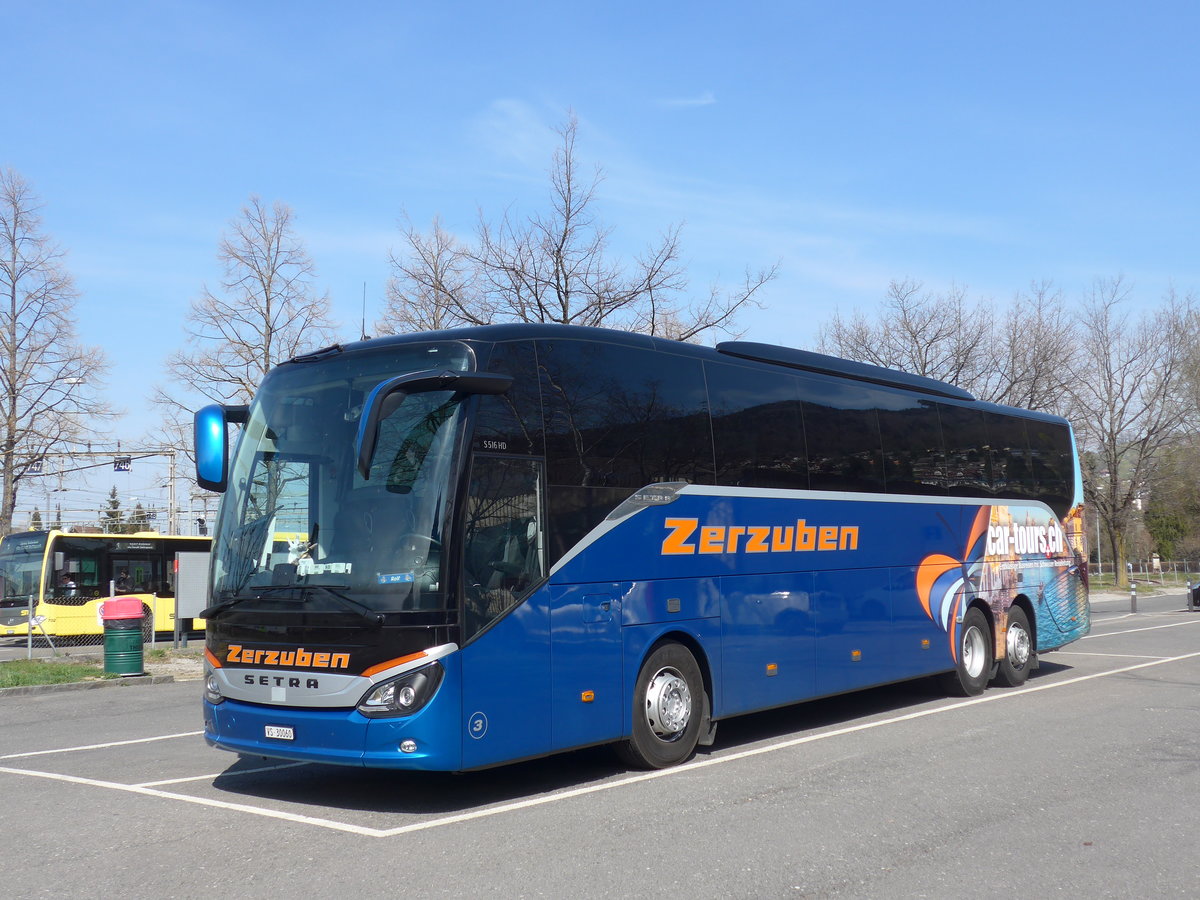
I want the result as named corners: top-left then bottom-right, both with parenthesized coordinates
top-left (2, 589), bottom-right (1198, 898)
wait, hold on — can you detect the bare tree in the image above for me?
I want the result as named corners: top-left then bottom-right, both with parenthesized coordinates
top-left (991, 281), bottom-right (1079, 412)
top-left (155, 197), bottom-right (337, 450)
top-left (380, 217), bottom-right (478, 333)
top-left (1067, 279), bottom-right (1196, 588)
top-left (1141, 440), bottom-right (1200, 559)
top-left (379, 115), bottom-right (776, 342)
top-left (818, 279), bottom-right (994, 390)
top-left (0, 169), bottom-right (111, 534)
top-left (817, 278), bottom-right (1078, 411)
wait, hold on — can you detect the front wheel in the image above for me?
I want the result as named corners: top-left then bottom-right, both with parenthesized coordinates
top-left (938, 607), bottom-right (992, 697)
top-left (993, 605), bottom-right (1033, 687)
top-left (616, 643), bottom-right (704, 770)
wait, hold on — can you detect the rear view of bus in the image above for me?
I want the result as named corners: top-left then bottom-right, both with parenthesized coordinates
top-left (196, 325), bottom-right (1088, 772)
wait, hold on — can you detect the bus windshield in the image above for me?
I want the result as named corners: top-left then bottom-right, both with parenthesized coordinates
top-left (210, 341), bottom-right (473, 614)
top-left (0, 532), bottom-right (49, 602)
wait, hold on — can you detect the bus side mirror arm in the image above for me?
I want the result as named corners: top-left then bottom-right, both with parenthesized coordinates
top-left (194, 404), bottom-right (249, 493)
top-left (355, 369), bottom-right (512, 480)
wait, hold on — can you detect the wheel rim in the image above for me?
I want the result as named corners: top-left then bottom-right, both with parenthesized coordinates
top-left (643, 666), bottom-right (692, 740)
top-left (1006, 621), bottom-right (1031, 670)
top-left (962, 624), bottom-right (987, 679)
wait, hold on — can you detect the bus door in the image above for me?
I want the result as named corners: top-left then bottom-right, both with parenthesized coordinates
top-left (459, 456), bottom-right (554, 768)
top-left (549, 581), bottom-right (623, 750)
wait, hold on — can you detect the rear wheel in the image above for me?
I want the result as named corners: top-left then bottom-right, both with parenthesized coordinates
top-left (938, 607), bottom-right (992, 697)
top-left (993, 606), bottom-right (1033, 687)
top-left (616, 642), bottom-right (704, 769)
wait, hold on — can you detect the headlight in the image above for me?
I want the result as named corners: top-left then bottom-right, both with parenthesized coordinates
top-left (357, 661), bottom-right (444, 718)
top-left (205, 671), bottom-right (224, 705)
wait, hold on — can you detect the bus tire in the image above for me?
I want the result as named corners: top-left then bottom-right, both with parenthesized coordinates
top-left (993, 605), bottom-right (1032, 688)
top-left (616, 642), bottom-right (703, 770)
top-left (938, 607), bottom-right (992, 697)
top-left (141, 606), bottom-right (154, 644)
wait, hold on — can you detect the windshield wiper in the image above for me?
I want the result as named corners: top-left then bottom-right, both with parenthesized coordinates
top-left (199, 595), bottom-right (256, 619)
top-left (221, 583), bottom-right (385, 627)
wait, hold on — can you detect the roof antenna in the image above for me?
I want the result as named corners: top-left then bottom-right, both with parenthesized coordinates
top-left (361, 282), bottom-right (370, 340)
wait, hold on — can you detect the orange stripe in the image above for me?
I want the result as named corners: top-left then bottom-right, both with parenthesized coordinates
top-left (361, 651), bottom-right (427, 678)
top-left (948, 594), bottom-right (962, 663)
top-left (967, 506), bottom-right (991, 555)
top-left (204, 648), bottom-right (222, 668)
top-left (915, 554), bottom-right (960, 619)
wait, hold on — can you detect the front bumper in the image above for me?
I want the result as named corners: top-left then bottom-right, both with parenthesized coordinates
top-left (203, 670), bottom-right (463, 771)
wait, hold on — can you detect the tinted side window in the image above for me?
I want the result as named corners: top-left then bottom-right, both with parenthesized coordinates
top-left (1026, 418), bottom-right (1074, 516)
top-left (987, 412), bottom-right (1036, 502)
top-left (798, 378), bottom-right (884, 493)
top-left (537, 341), bottom-right (713, 488)
top-left (707, 362), bottom-right (807, 489)
top-left (546, 485), bottom-right (632, 566)
top-left (461, 457), bottom-right (546, 640)
top-left (473, 341), bottom-right (544, 456)
top-left (937, 404), bottom-right (993, 497)
top-left (877, 397), bottom-right (947, 496)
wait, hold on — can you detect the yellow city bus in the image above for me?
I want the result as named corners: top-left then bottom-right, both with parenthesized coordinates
top-left (0, 530), bottom-right (211, 642)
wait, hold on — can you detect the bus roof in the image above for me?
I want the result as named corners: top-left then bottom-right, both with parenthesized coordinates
top-left (286, 323), bottom-right (1068, 425)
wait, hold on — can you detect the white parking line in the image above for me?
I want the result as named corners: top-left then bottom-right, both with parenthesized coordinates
top-left (1055, 652), bottom-right (1169, 660)
top-left (0, 766), bottom-right (386, 837)
top-left (136, 761), bottom-right (307, 787)
top-left (0, 731), bottom-right (204, 761)
top-left (1082, 619), bottom-right (1200, 640)
top-left (3, 650), bottom-right (1198, 839)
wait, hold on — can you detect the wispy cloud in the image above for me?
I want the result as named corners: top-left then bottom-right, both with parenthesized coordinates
top-left (469, 99), bottom-right (562, 170)
top-left (657, 91), bottom-right (717, 109)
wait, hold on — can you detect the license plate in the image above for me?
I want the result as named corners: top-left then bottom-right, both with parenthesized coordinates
top-left (264, 725), bottom-right (294, 740)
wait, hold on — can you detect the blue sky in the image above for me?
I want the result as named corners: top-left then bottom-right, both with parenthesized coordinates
top-left (4, 1), bottom-right (1199, 525)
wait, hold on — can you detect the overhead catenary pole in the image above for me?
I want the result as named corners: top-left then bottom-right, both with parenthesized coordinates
top-left (15, 447), bottom-right (184, 534)
top-left (168, 450), bottom-right (176, 535)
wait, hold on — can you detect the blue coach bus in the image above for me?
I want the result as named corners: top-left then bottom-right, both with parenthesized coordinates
top-left (195, 324), bottom-right (1089, 771)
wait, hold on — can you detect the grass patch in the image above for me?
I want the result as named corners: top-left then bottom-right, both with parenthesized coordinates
top-left (0, 658), bottom-right (108, 688)
top-left (1089, 574), bottom-right (1197, 595)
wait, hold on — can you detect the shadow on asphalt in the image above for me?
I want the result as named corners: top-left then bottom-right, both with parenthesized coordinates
top-left (210, 663), bottom-right (1075, 815)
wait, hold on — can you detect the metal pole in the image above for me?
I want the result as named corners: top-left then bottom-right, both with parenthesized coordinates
top-left (26, 595), bottom-right (33, 660)
top-left (1130, 582), bottom-right (1137, 614)
top-left (168, 451), bottom-right (177, 535)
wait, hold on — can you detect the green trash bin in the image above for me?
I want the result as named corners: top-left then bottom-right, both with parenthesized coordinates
top-left (101, 596), bottom-right (145, 676)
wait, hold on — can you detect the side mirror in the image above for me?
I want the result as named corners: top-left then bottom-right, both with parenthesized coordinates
top-left (194, 404), bottom-right (248, 492)
top-left (355, 370), bottom-right (512, 479)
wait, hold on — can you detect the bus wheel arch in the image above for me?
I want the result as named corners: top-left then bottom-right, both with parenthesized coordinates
top-left (994, 599), bottom-right (1035, 688)
top-left (938, 603), bottom-right (993, 697)
top-left (616, 637), bottom-right (710, 769)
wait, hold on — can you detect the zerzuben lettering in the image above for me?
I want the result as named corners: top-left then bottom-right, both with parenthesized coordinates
top-left (225, 644), bottom-right (351, 669)
top-left (661, 518), bottom-right (860, 556)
